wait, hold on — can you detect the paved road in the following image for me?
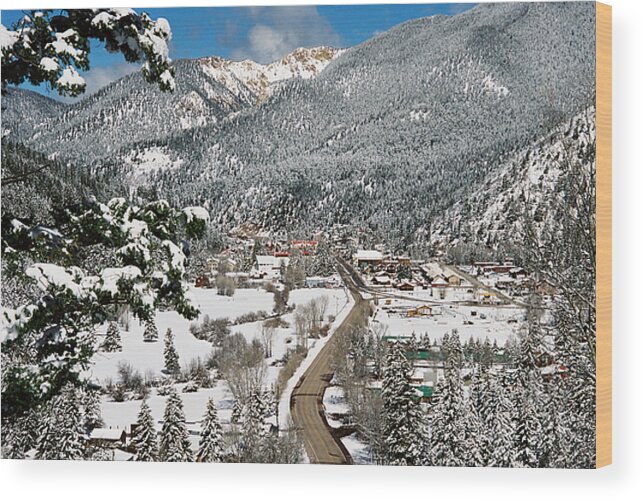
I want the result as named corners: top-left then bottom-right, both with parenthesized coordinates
top-left (442, 263), bottom-right (525, 307)
top-left (290, 262), bottom-right (365, 464)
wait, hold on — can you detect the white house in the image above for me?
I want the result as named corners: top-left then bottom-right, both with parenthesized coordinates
top-left (354, 250), bottom-right (384, 268)
top-left (253, 255), bottom-right (290, 279)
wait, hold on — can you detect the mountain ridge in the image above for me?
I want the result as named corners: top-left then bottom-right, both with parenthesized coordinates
top-left (1, 2), bottom-right (596, 255)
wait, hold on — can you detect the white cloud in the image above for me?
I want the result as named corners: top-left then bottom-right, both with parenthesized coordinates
top-left (231, 6), bottom-right (343, 63)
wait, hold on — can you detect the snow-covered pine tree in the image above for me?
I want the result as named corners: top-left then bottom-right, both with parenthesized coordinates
top-left (428, 330), bottom-right (466, 467)
top-left (101, 321), bottom-right (122, 352)
top-left (512, 304), bottom-right (544, 467)
top-left (35, 384), bottom-right (85, 460)
top-left (461, 380), bottom-right (485, 467)
top-left (231, 398), bottom-right (243, 424)
top-left (1, 9), bottom-right (175, 97)
top-left (521, 124), bottom-right (597, 468)
top-left (539, 378), bottom-right (574, 468)
top-left (241, 390), bottom-right (267, 463)
top-left (488, 375), bottom-right (516, 467)
top-left (158, 388), bottom-right (192, 462)
top-left (163, 328), bottom-right (180, 375)
top-left (1, 410), bottom-right (40, 459)
top-left (381, 341), bottom-right (426, 466)
top-left (132, 400), bottom-right (158, 462)
top-left (2, 198), bottom-right (206, 423)
top-left (82, 388), bottom-right (103, 431)
top-left (196, 398), bottom-right (225, 462)
top-left (143, 320), bottom-right (159, 343)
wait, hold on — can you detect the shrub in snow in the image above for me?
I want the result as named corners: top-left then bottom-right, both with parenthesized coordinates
top-left (182, 380), bottom-right (198, 393)
top-left (101, 321), bottom-right (122, 352)
top-left (163, 328), bottom-right (180, 375)
top-left (143, 320), bottom-right (159, 343)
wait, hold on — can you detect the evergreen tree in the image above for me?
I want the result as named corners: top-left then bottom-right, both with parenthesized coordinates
top-left (429, 331), bottom-right (466, 467)
top-left (488, 377), bottom-right (516, 467)
top-left (2, 410), bottom-right (40, 459)
top-left (143, 320), bottom-right (159, 343)
top-left (462, 396), bottom-right (484, 467)
top-left (241, 390), bottom-right (267, 463)
top-left (132, 400), bottom-right (158, 462)
top-left (101, 321), bottom-right (122, 352)
top-left (231, 398), bottom-right (243, 424)
top-left (158, 389), bottom-right (192, 461)
top-left (35, 384), bottom-right (85, 460)
top-left (82, 388), bottom-right (103, 431)
top-left (381, 341), bottom-right (426, 466)
top-left (196, 398), bottom-right (225, 462)
top-left (540, 379), bottom-right (574, 468)
top-left (512, 307), bottom-right (544, 467)
top-left (163, 328), bottom-right (180, 375)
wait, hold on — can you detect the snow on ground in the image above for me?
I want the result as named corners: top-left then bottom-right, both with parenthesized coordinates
top-left (92, 285), bottom-right (350, 437)
top-left (341, 433), bottom-right (372, 465)
top-left (277, 288), bottom-right (354, 429)
top-left (100, 385), bottom-right (229, 451)
top-left (372, 298), bottom-right (524, 344)
top-left (322, 385), bottom-right (350, 429)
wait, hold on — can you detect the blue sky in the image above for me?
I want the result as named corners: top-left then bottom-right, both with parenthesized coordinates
top-left (1, 4), bottom-right (475, 101)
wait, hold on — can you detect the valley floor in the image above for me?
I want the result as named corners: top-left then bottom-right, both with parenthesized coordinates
top-left (91, 285), bottom-right (350, 458)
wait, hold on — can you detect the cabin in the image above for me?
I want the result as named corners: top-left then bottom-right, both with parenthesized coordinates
top-left (477, 290), bottom-right (499, 304)
top-left (256, 255), bottom-right (277, 274)
top-left (87, 428), bottom-right (127, 447)
top-left (372, 272), bottom-right (392, 286)
top-left (195, 275), bottom-right (210, 288)
top-left (431, 276), bottom-right (448, 288)
top-left (397, 280), bottom-right (415, 291)
top-left (395, 255), bottom-right (412, 266)
top-left (412, 384), bottom-right (435, 403)
top-left (407, 305), bottom-right (433, 317)
top-left (354, 250), bottom-right (384, 270)
top-left (510, 267), bottom-right (528, 279)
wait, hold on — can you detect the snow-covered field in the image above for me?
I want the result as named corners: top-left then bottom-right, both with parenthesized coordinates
top-left (92, 285), bottom-right (350, 440)
top-left (372, 297), bottom-right (525, 344)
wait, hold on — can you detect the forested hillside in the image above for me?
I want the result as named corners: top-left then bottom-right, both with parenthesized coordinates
top-left (2, 2), bottom-right (596, 255)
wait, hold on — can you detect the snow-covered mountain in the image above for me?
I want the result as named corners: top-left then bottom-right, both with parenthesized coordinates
top-left (1, 2), bottom-right (597, 255)
top-left (1, 46), bottom-right (343, 165)
top-left (200, 46), bottom-right (343, 102)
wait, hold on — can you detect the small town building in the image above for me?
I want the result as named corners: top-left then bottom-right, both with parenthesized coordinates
top-left (195, 275), bottom-right (210, 288)
top-left (372, 272), bottom-right (391, 286)
top-left (397, 280), bottom-right (415, 291)
top-left (395, 255), bottom-right (412, 266)
top-left (305, 276), bottom-right (328, 288)
top-left (87, 428), bottom-right (127, 447)
top-left (509, 267), bottom-right (528, 279)
top-left (354, 250), bottom-right (384, 269)
top-left (431, 276), bottom-right (449, 288)
top-left (406, 304), bottom-right (433, 317)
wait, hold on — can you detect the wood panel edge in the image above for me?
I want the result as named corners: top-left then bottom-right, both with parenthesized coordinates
top-left (595, 0), bottom-right (612, 469)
